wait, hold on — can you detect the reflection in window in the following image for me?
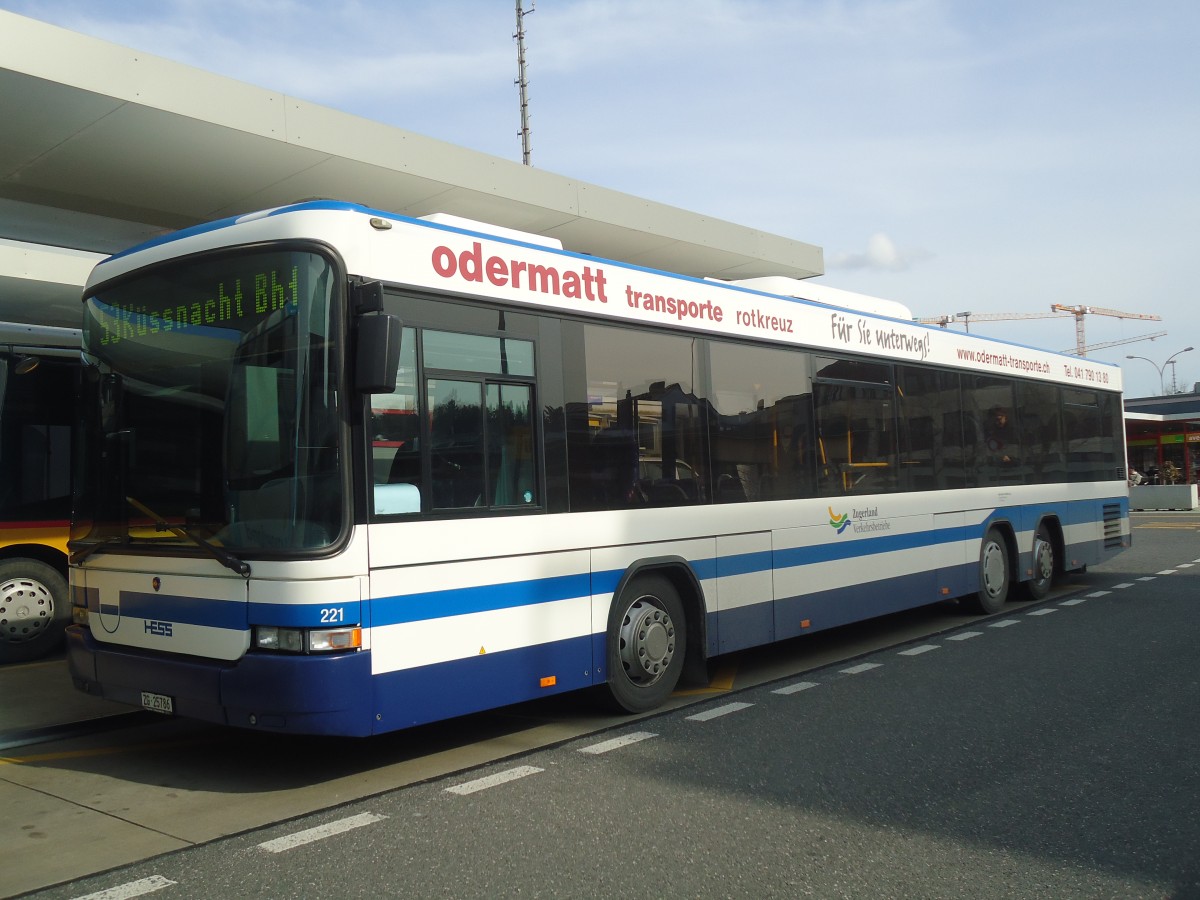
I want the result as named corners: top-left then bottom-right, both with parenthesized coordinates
top-left (1063, 388), bottom-right (1118, 482)
top-left (708, 342), bottom-right (814, 502)
top-left (369, 327), bottom-right (537, 515)
top-left (566, 325), bottom-right (705, 511)
top-left (812, 358), bottom-right (895, 495)
top-left (967, 376), bottom-right (1020, 484)
top-left (1015, 381), bottom-right (1064, 483)
top-left (896, 367), bottom-right (963, 490)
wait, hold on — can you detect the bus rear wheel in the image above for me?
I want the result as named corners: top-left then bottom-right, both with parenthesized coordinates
top-left (968, 528), bottom-right (1011, 615)
top-left (604, 574), bottom-right (686, 713)
top-left (1022, 522), bottom-right (1056, 601)
top-left (0, 559), bottom-right (69, 663)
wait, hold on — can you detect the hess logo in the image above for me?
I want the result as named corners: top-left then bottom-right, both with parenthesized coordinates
top-left (144, 620), bottom-right (174, 637)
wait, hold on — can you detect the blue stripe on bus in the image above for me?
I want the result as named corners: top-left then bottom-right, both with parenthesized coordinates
top-left (374, 572), bottom-right (592, 626)
top-left (98, 497), bottom-right (1124, 635)
top-left (773, 523), bottom-right (979, 569)
top-left (371, 634), bottom-right (594, 731)
top-left (118, 592), bottom-right (248, 630)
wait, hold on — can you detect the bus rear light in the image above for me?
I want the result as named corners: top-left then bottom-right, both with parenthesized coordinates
top-left (540, 675), bottom-right (556, 688)
top-left (254, 625), bottom-right (361, 653)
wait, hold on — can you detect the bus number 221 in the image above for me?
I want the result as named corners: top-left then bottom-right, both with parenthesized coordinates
top-left (319, 607), bottom-right (345, 623)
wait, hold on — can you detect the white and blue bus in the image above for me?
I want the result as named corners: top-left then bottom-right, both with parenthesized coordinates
top-left (66, 201), bottom-right (1129, 736)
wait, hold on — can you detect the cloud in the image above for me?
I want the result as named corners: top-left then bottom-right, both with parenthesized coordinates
top-left (828, 233), bottom-right (931, 272)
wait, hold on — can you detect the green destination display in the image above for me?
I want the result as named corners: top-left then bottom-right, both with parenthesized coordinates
top-left (92, 264), bottom-right (301, 346)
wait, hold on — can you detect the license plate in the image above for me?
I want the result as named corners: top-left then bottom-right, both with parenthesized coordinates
top-left (141, 691), bottom-right (175, 715)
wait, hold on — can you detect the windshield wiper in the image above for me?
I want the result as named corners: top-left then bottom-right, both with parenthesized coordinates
top-left (126, 496), bottom-right (252, 578)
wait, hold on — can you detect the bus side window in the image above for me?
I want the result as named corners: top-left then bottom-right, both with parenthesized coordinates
top-left (370, 326), bottom-right (421, 514)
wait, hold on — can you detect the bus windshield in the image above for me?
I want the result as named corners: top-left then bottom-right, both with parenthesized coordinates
top-left (73, 247), bottom-right (343, 557)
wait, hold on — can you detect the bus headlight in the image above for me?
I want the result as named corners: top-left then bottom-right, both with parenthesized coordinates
top-left (254, 625), bottom-right (362, 653)
top-left (255, 626), bottom-right (305, 652)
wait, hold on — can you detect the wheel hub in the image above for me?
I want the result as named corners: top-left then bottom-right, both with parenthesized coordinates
top-left (619, 597), bottom-right (676, 684)
top-left (981, 543), bottom-right (1006, 598)
top-left (0, 577), bottom-right (53, 644)
top-left (1033, 538), bottom-right (1053, 581)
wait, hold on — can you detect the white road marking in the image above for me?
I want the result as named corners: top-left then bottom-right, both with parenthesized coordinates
top-left (258, 812), bottom-right (387, 853)
top-left (840, 662), bottom-right (882, 675)
top-left (1157, 570), bottom-right (1178, 575)
top-left (71, 877), bottom-right (176, 900)
top-left (1112, 583), bottom-right (1135, 589)
top-left (686, 701), bottom-right (754, 721)
top-left (1087, 590), bottom-right (1112, 597)
top-left (945, 631), bottom-right (983, 641)
top-left (989, 619), bottom-right (1020, 628)
top-left (1137, 576), bottom-right (1157, 582)
top-left (445, 766), bottom-right (543, 795)
top-left (1060, 598), bottom-right (1090, 606)
top-left (1178, 563), bottom-right (1194, 568)
top-left (772, 680), bottom-right (819, 695)
top-left (898, 644), bottom-right (939, 656)
top-left (578, 732), bottom-right (657, 754)
top-left (1027, 608), bottom-right (1057, 616)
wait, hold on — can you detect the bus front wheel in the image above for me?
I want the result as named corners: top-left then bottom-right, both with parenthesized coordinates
top-left (969, 528), bottom-right (1011, 615)
top-left (0, 559), bottom-right (69, 663)
top-left (604, 574), bottom-right (686, 713)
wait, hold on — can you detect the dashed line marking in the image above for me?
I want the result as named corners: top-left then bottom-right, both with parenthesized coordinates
top-left (989, 619), bottom-right (1021, 628)
top-left (1060, 597), bottom-right (1090, 606)
top-left (1112, 583), bottom-right (1135, 589)
top-left (1027, 608), bottom-right (1057, 616)
top-left (898, 644), bottom-right (939, 656)
top-left (258, 813), bottom-right (387, 853)
top-left (945, 631), bottom-right (983, 641)
top-left (1137, 576), bottom-right (1157, 582)
top-left (1157, 569), bottom-right (1178, 576)
top-left (445, 765), bottom-right (543, 795)
top-left (1086, 591), bottom-right (1112, 598)
top-left (840, 662), bottom-right (882, 675)
top-left (578, 732), bottom-right (657, 755)
top-left (686, 701), bottom-right (754, 721)
top-left (772, 680), bottom-right (819, 695)
top-left (71, 877), bottom-right (177, 900)
top-left (1177, 563), bottom-right (1194, 569)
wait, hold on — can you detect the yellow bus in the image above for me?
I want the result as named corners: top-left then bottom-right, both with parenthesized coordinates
top-left (0, 322), bottom-right (78, 662)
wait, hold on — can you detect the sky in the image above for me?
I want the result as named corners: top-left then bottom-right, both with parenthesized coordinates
top-left (4, 0), bottom-right (1199, 398)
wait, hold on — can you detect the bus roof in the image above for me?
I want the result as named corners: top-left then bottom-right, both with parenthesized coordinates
top-left (87, 201), bottom-right (1122, 393)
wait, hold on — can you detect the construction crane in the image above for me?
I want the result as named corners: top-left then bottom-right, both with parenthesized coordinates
top-left (1062, 330), bottom-right (1167, 356)
top-left (915, 311), bottom-right (1071, 331)
top-left (1049, 304), bottom-right (1162, 357)
top-left (916, 305), bottom-right (1164, 357)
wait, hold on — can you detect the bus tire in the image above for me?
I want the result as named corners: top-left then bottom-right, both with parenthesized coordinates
top-left (604, 573), bottom-right (686, 713)
top-left (1022, 522), bottom-right (1056, 601)
top-left (0, 558), bottom-right (69, 663)
top-left (969, 528), bottom-right (1011, 614)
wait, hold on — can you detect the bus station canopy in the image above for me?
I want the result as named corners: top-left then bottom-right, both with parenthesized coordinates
top-left (0, 10), bottom-right (824, 329)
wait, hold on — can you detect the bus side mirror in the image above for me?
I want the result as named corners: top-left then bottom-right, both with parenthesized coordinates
top-left (355, 314), bottom-right (402, 394)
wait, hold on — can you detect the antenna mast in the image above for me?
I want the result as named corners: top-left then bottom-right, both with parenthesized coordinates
top-left (514, 0), bottom-right (534, 165)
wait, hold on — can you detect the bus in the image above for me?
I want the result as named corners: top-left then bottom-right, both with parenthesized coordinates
top-left (0, 322), bottom-right (79, 663)
top-left (66, 201), bottom-right (1129, 735)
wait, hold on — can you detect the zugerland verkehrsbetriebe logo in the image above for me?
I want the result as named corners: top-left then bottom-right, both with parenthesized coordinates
top-left (828, 506), bottom-right (851, 534)
top-left (828, 505), bottom-right (891, 535)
